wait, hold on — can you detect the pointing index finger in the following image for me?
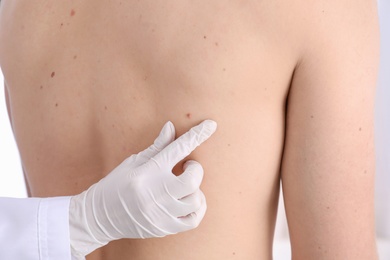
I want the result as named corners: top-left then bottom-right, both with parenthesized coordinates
top-left (150, 120), bottom-right (217, 169)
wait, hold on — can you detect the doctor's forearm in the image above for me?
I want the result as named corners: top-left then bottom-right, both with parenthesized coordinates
top-left (0, 196), bottom-right (72, 260)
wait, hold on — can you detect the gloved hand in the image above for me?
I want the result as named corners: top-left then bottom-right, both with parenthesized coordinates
top-left (69, 120), bottom-right (217, 258)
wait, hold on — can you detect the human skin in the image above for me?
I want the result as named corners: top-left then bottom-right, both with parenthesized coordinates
top-left (0, 0), bottom-right (379, 259)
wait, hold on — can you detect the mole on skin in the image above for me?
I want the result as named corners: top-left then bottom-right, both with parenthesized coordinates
top-left (70, 9), bottom-right (76, 16)
top-left (186, 113), bottom-right (191, 119)
top-left (51, 72), bottom-right (55, 78)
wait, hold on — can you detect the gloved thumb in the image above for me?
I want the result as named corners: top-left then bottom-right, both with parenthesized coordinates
top-left (133, 121), bottom-right (176, 165)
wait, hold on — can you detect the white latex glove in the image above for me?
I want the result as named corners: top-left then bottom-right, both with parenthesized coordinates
top-left (69, 120), bottom-right (217, 258)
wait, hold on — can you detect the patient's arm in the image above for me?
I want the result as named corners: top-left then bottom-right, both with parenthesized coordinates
top-left (281, 0), bottom-right (379, 259)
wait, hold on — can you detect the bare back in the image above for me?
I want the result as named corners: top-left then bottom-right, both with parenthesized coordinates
top-left (1, 0), bottom-right (379, 259)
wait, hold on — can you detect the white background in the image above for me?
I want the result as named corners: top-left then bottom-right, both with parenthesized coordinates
top-left (0, 74), bottom-right (26, 198)
top-left (0, 0), bottom-right (389, 258)
top-left (375, 0), bottom-right (390, 241)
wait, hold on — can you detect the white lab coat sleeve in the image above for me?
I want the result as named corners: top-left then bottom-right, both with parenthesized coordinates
top-left (0, 196), bottom-right (72, 260)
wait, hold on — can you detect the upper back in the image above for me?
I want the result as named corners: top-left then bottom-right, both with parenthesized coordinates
top-left (0, 0), bottom-right (301, 193)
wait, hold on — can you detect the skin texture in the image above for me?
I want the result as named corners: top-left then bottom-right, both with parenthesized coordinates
top-left (0, 0), bottom-right (379, 259)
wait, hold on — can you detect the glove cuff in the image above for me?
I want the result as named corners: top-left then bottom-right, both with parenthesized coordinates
top-left (69, 189), bottom-right (108, 257)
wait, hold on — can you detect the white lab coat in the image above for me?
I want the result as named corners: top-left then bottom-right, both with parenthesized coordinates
top-left (0, 196), bottom-right (80, 260)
